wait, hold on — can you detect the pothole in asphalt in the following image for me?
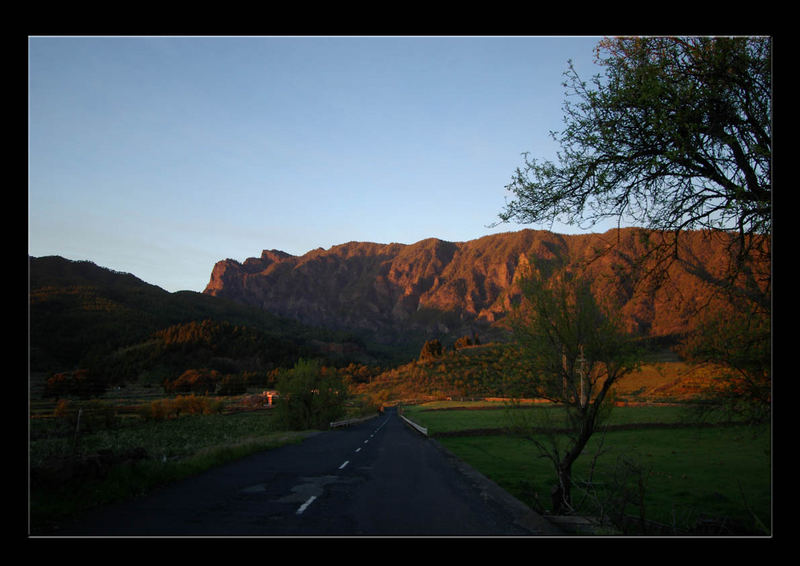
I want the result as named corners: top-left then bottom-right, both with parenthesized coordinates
top-left (276, 475), bottom-right (341, 504)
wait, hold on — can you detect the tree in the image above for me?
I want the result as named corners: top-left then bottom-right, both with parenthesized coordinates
top-left (680, 295), bottom-right (770, 423)
top-left (498, 36), bottom-right (771, 424)
top-left (419, 339), bottom-right (443, 361)
top-left (275, 359), bottom-right (348, 430)
top-left (44, 368), bottom-right (107, 399)
top-left (498, 36), bottom-right (771, 309)
top-left (506, 259), bottom-right (641, 513)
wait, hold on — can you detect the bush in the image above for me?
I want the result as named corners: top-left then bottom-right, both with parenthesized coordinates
top-left (45, 369), bottom-right (107, 398)
top-left (275, 359), bottom-right (348, 430)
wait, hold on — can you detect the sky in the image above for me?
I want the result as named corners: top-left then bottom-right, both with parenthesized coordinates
top-left (29, 35), bottom-right (613, 293)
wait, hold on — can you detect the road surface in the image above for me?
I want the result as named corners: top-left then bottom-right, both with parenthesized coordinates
top-left (54, 407), bottom-right (562, 537)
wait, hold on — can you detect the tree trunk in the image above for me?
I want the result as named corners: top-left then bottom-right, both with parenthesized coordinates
top-left (556, 408), bottom-right (597, 512)
top-left (555, 461), bottom-right (573, 513)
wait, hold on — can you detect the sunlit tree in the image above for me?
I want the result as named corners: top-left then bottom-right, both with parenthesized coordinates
top-left (499, 35), bottom-right (771, 427)
top-left (419, 338), bottom-right (444, 361)
top-left (681, 296), bottom-right (770, 423)
top-left (499, 36), bottom-right (771, 308)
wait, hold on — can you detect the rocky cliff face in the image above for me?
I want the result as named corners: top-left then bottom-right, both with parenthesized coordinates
top-left (204, 228), bottom-right (764, 344)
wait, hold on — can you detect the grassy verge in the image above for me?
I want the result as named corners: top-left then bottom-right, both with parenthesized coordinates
top-left (29, 409), bottom-right (310, 534)
top-left (403, 402), bottom-right (771, 535)
top-left (402, 402), bottom-right (706, 434)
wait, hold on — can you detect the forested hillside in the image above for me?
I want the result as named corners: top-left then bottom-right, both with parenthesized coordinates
top-left (29, 256), bottom-right (374, 395)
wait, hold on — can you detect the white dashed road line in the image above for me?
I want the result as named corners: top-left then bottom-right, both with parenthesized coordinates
top-left (296, 495), bottom-right (317, 515)
top-left (295, 415), bottom-right (389, 517)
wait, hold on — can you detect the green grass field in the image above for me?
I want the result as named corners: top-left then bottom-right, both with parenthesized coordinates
top-left (403, 402), bottom-right (701, 434)
top-left (402, 402), bottom-right (771, 535)
top-left (29, 406), bottom-right (309, 534)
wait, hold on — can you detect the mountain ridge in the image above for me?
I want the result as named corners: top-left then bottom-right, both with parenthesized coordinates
top-left (204, 228), bottom-right (761, 346)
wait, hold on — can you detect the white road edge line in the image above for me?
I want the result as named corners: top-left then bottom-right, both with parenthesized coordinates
top-left (296, 495), bottom-right (317, 515)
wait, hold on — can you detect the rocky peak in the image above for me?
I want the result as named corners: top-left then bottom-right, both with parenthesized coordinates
top-left (203, 228), bottom-right (767, 345)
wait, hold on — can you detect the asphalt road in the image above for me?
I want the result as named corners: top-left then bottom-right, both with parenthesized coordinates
top-left (54, 407), bottom-right (562, 537)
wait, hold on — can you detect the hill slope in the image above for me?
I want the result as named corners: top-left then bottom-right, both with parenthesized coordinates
top-left (29, 255), bottom-right (370, 378)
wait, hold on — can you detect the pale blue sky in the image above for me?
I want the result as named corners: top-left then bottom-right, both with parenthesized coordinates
top-left (29, 35), bottom-right (610, 292)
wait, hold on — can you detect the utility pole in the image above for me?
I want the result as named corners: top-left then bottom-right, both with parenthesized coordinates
top-left (577, 344), bottom-right (588, 408)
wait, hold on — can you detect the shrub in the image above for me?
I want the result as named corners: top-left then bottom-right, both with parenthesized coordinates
top-left (53, 398), bottom-right (73, 420)
top-left (45, 369), bottom-right (107, 398)
top-left (275, 359), bottom-right (348, 430)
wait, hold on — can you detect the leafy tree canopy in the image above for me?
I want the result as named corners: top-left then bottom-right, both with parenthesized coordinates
top-left (499, 36), bottom-right (771, 260)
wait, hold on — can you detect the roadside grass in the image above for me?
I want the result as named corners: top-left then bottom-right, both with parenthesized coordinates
top-left (402, 402), bottom-right (771, 535)
top-left (402, 403), bottom-right (705, 435)
top-left (29, 408), bottom-right (309, 534)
